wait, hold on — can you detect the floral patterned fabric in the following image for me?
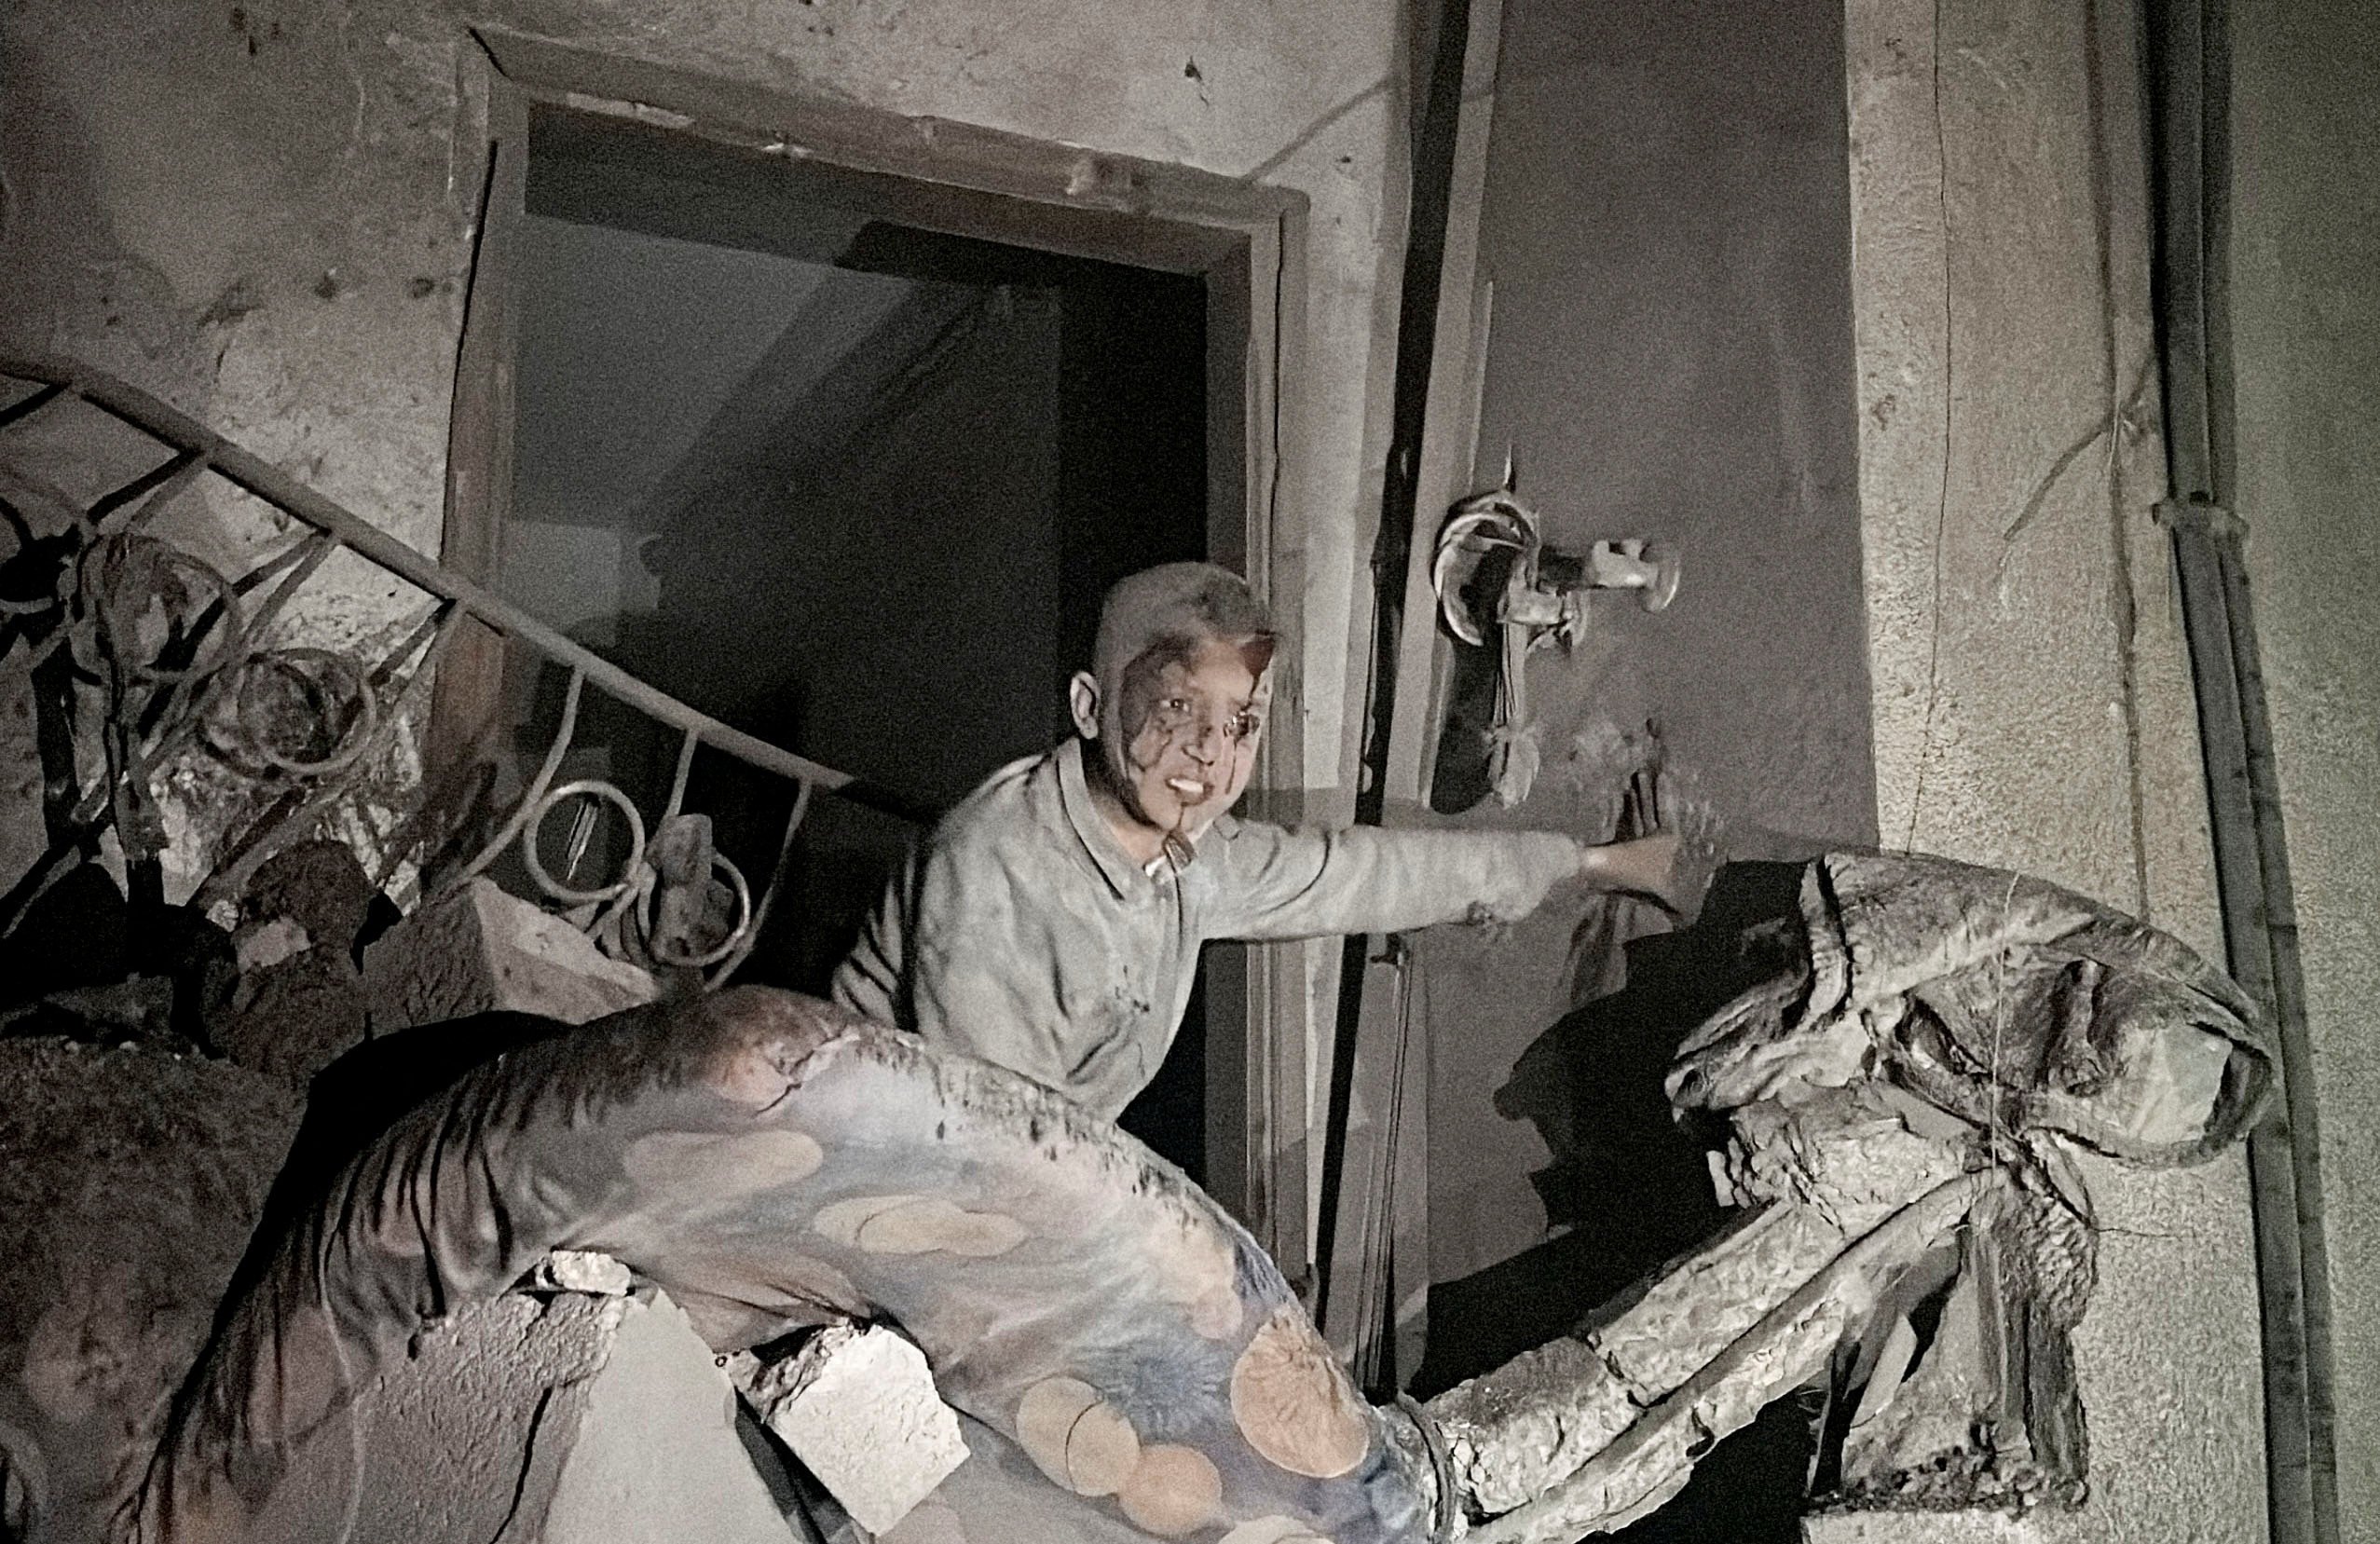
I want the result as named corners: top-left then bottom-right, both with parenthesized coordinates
top-left (132, 989), bottom-right (1430, 1544)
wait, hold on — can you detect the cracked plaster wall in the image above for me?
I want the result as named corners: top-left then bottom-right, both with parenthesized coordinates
top-left (2231, 0), bottom-right (2380, 1533)
top-left (1824, 0), bottom-right (2268, 1539)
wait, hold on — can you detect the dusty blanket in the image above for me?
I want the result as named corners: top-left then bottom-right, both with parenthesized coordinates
top-left (131, 989), bottom-right (1429, 1544)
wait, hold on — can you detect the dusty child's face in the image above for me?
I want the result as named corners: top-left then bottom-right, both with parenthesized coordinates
top-left (1093, 633), bottom-right (1271, 856)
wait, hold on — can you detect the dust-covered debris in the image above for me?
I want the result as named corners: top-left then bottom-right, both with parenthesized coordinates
top-left (360, 876), bottom-right (659, 1033)
top-left (0, 1036), bottom-right (303, 1537)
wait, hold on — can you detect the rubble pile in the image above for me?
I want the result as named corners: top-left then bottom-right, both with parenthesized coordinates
top-left (0, 1036), bottom-right (302, 1538)
top-left (0, 836), bottom-right (677, 1543)
top-left (0, 359), bottom-right (832, 1543)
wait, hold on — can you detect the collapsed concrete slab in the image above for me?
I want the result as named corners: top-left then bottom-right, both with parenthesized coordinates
top-left (360, 878), bottom-right (659, 1034)
top-left (537, 1291), bottom-right (806, 1544)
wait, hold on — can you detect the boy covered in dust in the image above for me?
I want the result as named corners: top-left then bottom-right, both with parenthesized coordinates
top-left (831, 563), bottom-right (1711, 1121)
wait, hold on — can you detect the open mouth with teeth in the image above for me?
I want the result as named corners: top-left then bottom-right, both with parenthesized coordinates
top-left (1166, 776), bottom-right (1212, 804)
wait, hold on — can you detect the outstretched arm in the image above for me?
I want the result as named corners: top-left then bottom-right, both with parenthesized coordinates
top-left (1580, 828), bottom-right (1715, 917)
top-left (1204, 811), bottom-right (1717, 945)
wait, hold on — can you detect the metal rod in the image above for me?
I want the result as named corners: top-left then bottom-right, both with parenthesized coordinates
top-left (56, 535), bottom-right (317, 827)
top-left (663, 726), bottom-right (700, 823)
top-left (709, 776), bottom-right (813, 989)
top-left (103, 531), bottom-right (340, 818)
top-left (88, 448), bottom-right (212, 538)
top-left (196, 603), bottom-right (466, 910)
top-left (2219, 536), bottom-right (2340, 1539)
top-left (447, 665), bottom-right (583, 893)
top-left (0, 379), bottom-right (69, 430)
top-left (586, 725), bottom-right (705, 950)
top-left (2143, 0), bottom-right (2338, 1538)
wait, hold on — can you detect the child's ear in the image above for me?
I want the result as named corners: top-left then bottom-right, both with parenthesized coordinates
top-left (1067, 672), bottom-right (1101, 740)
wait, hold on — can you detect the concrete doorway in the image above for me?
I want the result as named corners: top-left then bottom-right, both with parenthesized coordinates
top-left (433, 37), bottom-right (1313, 1254)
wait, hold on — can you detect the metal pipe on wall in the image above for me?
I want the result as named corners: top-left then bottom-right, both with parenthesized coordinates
top-left (2141, 4), bottom-right (2340, 1541)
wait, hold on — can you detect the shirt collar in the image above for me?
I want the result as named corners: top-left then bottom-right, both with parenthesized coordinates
top-left (1056, 738), bottom-right (1151, 899)
top-left (1054, 739), bottom-right (1239, 890)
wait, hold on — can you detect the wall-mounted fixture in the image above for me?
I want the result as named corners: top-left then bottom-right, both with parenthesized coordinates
top-left (1429, 471), bottom-right (1679, 806)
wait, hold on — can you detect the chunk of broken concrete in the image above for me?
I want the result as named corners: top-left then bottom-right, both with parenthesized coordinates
top-left (360, 877), bottom-right (658, 1034)
top-left (244, 840), bottom-right (377, 960)
top-left (530, 1249), bottom-right (635, 1296)
top-left (732, 1322), bottom-right (969, 1537)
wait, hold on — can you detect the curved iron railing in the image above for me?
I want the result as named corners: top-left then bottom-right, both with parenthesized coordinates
top-left (0, 354), bottom-right (926, 986)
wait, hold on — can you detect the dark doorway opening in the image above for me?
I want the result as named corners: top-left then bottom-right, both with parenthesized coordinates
top-left (490, 103), bottom-right (1216, 1179)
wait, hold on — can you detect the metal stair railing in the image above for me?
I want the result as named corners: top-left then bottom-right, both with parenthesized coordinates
top-left (0, 353), bottom-right (930, 986)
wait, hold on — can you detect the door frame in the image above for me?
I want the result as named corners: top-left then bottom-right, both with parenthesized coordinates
top-left (434, 29), bottom-right (1315, 1276)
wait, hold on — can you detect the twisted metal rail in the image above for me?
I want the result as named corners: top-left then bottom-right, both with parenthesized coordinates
top-left (0, 354), bottom-right (926, 986)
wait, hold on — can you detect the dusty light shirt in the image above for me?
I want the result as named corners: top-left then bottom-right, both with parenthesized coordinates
top-left (830, 739), bottom-right (1589, 1121)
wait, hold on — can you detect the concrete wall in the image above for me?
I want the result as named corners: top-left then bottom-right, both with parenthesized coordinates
top-left (1822, 0), bottom-right (2267, 1538)
top-left (2231, 0), bottom-right (2380, 1533)
top-left (1463, 0), bottom-right (1875, 846)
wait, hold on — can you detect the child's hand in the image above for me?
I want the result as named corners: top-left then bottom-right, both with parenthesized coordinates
top-left (1583, 779), bottom-right (1724, 922)
top-left (1661, 790), bottom-right (1725, 922)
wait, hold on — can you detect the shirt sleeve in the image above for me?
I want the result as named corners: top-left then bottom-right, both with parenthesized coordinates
top-left (1201, 823), bottom-right (1588, 941)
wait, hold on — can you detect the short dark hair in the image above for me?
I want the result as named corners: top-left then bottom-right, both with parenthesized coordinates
top-left (1091, 563), bottom-right (1275, 683)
